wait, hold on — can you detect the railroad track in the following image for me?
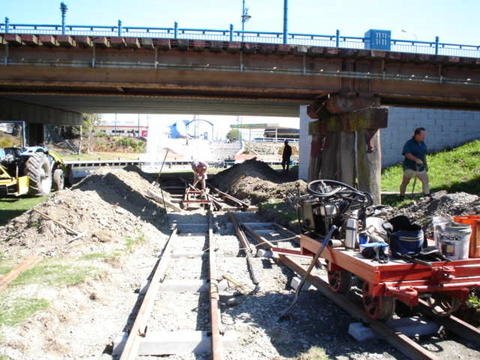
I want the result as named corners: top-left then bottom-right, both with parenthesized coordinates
top-left (115, 206), bottom-right (479, 360)
top-left (230, 216), bottom-right (480, 360)
top-left (117, 211), bottom-right (223, 359)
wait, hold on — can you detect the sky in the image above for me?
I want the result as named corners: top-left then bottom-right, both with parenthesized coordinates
top-left (2, 0), bottom-right (479, 44)
top-left (2, 0), bottom-right (478, 135)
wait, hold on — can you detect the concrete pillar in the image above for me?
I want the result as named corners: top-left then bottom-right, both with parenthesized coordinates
top-left (298, 105), bottom-right (313, 180)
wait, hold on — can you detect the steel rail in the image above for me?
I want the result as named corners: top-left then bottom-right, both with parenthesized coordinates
top-left (278, 254), bottom-right (439, 360)
top-left (119, 226), bottom-right (177, 360)
top-left (208, 211), bottom-right (223, 360)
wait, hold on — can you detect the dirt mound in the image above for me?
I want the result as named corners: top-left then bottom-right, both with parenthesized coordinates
top-left (389, 190), bottom-right (480, 227)
top-left (210, 159), bottom-right (282, 192)
top-left (0, 168), bottom-right (168, 258)
top-left (230, 176), bottom-right (306, 204)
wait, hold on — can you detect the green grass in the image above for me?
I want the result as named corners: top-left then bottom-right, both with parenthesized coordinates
top-left (0, 262), bottom-right (13, 276)
top-left (79, 250), bottom-right (122, 262)
top-left (382, 140), bottom-right (480, 194)
top-left (12, 261), bottom-right (98, 287)
top-left (0, 297), bottom-right (49, 327)
top-left (0, 196), bottom-right (46, 226)
top-left (61, 151), bottom-right (142, 161)
top-left (381, 140), bottom-right (480, 205)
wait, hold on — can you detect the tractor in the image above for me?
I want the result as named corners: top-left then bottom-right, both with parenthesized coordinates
top-left (0, 121), bottom-right (66, 196)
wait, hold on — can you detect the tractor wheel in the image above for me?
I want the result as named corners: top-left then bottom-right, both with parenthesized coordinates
top-left (53, 168), bottom-right (65, 191)
top-left (25, 153), bottom-right (53, 196)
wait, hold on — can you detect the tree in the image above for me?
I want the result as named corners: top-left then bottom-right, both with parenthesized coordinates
top-left (226, 128), bottom-right (241, 142)
top-left (80, 113), bottom-right (101, 153)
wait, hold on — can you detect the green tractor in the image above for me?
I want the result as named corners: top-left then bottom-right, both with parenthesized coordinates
top-left (0, 121), bottom-right (66, 196)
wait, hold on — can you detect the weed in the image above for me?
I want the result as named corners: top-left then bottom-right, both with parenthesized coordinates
top-left (125, 233), bottom-right (146, 253)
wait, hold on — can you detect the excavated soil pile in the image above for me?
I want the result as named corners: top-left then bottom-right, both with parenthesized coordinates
top-left (388, 190), bottom-right (480, 227)
top-left (211, 159), bottom-right (306, 227)
top-left (211, 159), bottom-right (282, 191)
top-left (231, 176), bottom-right (307, 204)
top-left (0, 168), bottom-right (167, 258)
top-left (211, 159), bottom-right (306, 204)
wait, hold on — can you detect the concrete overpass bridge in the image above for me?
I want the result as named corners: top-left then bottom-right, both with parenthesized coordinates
top-left (1, 23), bottom-right (479, 201)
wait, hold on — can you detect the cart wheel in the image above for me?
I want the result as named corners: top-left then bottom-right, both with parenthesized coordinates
top-left (426, 294), bottom-right (462, 316)
top-left (395, 300), bottom-right (416, 318)
top-left (362, 282), bottom-right (395, 320)
top-left (328, 268), bottom-right (352, 293)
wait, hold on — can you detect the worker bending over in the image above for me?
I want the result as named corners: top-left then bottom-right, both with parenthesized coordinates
top-left (191, 160), bottom-right (208, 191)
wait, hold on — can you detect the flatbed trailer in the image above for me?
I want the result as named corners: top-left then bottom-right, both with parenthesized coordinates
top-left (278, 234), bottom-right (480, 320)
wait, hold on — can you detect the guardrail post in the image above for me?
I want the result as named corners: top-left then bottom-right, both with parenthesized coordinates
top-left (435, 36), bottom-right (439, 55)
top-left (336, 29), bottom-right (340, 47)
top-left (229, 24), bottom-right (234, 42)
top-left (174, 21), bottom-right (178, 39)
top-left (5, 17), bottom-right (9, 33)
top-left (118, 20), bottom-right (122, 36)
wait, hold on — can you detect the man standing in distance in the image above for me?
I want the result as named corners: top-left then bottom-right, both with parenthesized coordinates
top-left (399, 127), bottom-right (430, 198)
top-left (282, 140), bottom-right (292, 172)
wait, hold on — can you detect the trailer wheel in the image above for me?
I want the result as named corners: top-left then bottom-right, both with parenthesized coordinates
top-left (362, 282), bottom-right (395, 320)
top-left (53, 168), bottom-right (65, 191)
top-left (395, 300), bottom-right (416, 318)
top-left (328, 268), bottom-right (352, 293)
top-left (426, 294), bottom-right (462, 316)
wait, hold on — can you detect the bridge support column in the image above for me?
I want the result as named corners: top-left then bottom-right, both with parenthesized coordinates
top-left (307, 94), bottom-right (387, 203)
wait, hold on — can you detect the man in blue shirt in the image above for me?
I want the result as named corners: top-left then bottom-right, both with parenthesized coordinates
top-left (399, 127), bottom-right (430, 197)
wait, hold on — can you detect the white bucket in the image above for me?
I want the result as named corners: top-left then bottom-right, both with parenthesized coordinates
top-left (437, 222), bottom-right (471, 260)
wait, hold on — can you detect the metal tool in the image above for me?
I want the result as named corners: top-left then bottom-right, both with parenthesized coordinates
top-left (279, 225), bottom-right (337, 320)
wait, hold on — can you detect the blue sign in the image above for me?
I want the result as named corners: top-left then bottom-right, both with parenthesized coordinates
top-left (364, 29), bottom-right (391, 51)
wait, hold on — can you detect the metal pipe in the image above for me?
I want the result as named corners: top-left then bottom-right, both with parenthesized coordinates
top-left (283, 0), bottom-right (288, 44)
top-left (117, 19), bottom-right (122, 37)
top-left (435, 36), bottom-right (439, 56)
top-left (60, 2), bottom-right (68, 35)
top-left (241, 0), bottom-right (246, 42)
top-left (4, 17), bottom-right (9, 33)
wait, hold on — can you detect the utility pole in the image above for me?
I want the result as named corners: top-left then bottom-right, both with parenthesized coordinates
top-left (283, 0), bottom-right (288, 44)
top-left (241, 0), bottom-right (251, 42)
top-left (60, 2), bottom-right (68, 35)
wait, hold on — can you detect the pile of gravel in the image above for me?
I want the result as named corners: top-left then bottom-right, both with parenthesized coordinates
top-left (389, 190), bottom-right (480, 227)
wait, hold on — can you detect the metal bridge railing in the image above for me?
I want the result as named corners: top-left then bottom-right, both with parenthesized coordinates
top-left (1, 20), bottom-right (479, 59)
